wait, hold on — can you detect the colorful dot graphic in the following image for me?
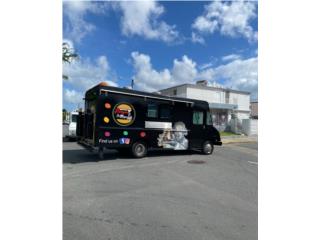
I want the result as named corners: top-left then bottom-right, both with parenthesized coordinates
top-left (105, 103), bottom-right (111, 109)
top-left (104, 117), bottom-right (110, 123)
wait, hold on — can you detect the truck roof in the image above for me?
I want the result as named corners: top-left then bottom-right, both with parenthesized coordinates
top-left (85, 83), bottom-right (209, 108)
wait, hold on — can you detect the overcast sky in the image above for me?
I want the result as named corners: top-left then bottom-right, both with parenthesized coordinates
top-left (63, 0), bottom-right (258, 111)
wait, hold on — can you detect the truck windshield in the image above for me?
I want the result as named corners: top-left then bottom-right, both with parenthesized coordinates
top-left (71, 115), bottom-right (77, 123)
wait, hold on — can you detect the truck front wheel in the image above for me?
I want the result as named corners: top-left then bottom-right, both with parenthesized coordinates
top-left (131, 142), bottom-right (147, 158)
top-left (202, 141), bottom-right (213, 155)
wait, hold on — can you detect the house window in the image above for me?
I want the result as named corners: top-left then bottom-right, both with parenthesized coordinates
top-left (147, 104), bottom-right (158, 118)
top-left (173, 89), bottom-right (177, 95)
top-left (160, 105), bottom-right (171, 119)
top-left (193, 111), bottom-right (204, 125)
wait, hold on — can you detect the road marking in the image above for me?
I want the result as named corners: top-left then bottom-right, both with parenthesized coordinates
top-left (247, 161), bottom-right (258, 165)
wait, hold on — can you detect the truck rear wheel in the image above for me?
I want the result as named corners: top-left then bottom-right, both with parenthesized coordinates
top-left (131, 142), bottom-right (147, 158)
top-left (202, 141), bottom-right (213, 155)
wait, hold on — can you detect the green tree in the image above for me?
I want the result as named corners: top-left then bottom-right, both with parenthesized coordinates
top-left (62, 108), bottom-right (67, 121)
top-left (63, 42), bottom-right (78, 80)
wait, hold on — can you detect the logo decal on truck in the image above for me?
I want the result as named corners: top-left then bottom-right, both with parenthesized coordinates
top-left (119, 138), bottom-right (130, 144)
top-left (112, 103), bottom-right (136, 126)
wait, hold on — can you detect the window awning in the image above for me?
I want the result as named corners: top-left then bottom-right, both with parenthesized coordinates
top-left (209, 102), bottom-right (237, 110)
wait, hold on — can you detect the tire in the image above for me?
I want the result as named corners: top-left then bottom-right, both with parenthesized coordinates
top-left (98, 147), bottom-right (104, 160)
top-left (202, 141), bottom-right (213, 155)
top-left (131, 142), bottom-right (147, 158)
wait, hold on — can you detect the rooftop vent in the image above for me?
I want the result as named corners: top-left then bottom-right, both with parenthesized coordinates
top-left (196, 80), bottom-right (208, 86)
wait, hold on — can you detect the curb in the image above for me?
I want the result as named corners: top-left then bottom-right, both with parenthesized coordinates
top-left (221, 136), bottom-right (258, 144)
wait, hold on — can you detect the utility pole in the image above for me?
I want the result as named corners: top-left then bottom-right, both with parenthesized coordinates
top-left (131, 79), bottom-right (134, 89)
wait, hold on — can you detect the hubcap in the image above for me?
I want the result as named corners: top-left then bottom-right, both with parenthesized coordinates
top-left (136, 144), bottom-right (145, 156)
top-left (204, 143), bottom-right (212, 153)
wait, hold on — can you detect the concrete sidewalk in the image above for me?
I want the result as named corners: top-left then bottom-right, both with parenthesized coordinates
top-left (221, 135), bottom-right (258, 144)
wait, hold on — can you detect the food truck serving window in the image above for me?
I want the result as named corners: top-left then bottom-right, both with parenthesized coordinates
top-left (159, 105), bottom-right (171, 119)
top-left (147, 104), bottom-right (158, 118)
top-left (193, 111), bottom-right (204, 125)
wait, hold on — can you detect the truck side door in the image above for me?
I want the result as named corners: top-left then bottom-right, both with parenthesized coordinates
top-left (189, 110), bottom-right (205, 149)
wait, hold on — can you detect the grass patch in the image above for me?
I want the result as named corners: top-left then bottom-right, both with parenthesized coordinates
top-left (219, 131), bottom-right (240, 136)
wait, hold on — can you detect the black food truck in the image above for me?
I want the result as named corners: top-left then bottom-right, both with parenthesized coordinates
top-left (77, 82), bottom-right (222, 158)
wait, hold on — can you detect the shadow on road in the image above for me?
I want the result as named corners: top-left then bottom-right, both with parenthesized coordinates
top-left (63, 137), bottom-right (77, 142)
top-left (63, 148), bottom-right (198, 164)
top-left (63, 149), bottom-right (117, 164)
top-left (147, 149), bottom-right (197, 157)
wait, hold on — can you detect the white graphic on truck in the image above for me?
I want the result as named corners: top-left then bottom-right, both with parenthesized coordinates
top-left (157, 122), bottom-right (188, 150)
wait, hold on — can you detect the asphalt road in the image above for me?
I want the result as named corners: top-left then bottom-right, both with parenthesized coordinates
top-left (63, 142), bottom-right (258, 240)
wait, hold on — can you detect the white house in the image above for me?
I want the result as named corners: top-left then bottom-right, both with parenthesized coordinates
top-left (157, 81), bottom-right (251, 131)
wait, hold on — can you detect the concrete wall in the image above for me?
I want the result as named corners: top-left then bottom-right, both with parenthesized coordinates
top-left (228, 92), bottom-right (250, 111)
top-left (229, 119), bottom-right (242, 134)
top-left (160, 85), bottom-right (187, 98)
top-left (159, 88), bottom-right (173, 96)
top-left (177, 85), bottom-right (187, 97)
top-left (229, 119), bottom-right (258, 135)
top-left (242, 119), bottom-right (258, 136)
top-left (236, 112), bottom-right (251, 121)
top-left (186, 87), bottom-right (226, 103)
